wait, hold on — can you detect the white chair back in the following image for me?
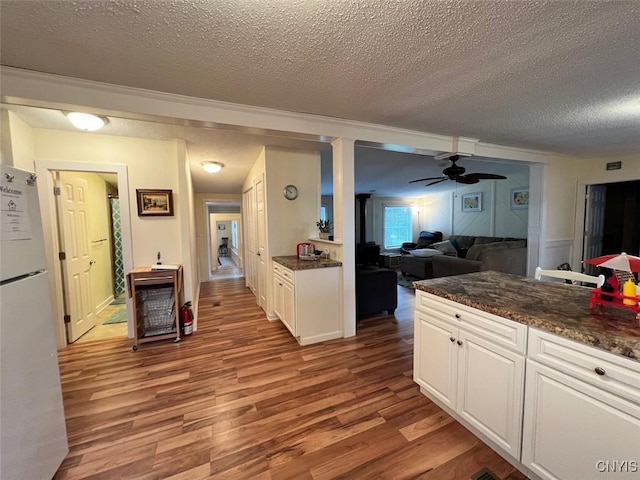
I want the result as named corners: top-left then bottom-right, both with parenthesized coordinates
top-left (534, 267), bottom-right (605, 287)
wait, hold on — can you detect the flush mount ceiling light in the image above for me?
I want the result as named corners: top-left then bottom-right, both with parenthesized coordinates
top-left (65, 112), bottom-right (108, 131)
top-left (202, 161), bottom-right (224, 173)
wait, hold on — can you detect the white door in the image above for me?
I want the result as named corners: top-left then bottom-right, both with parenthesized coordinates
top-left (57, 172), bottom-right (96, 342)
top-left (456, 329), bottom-right (525, 459)
top-left (414, 313), bottom-right (458, 409)
top-left (255, 175), bottom-right (267, 308)
top-left (583, 184), bottom-right (606, 274)
top-left (243, 187), bottom-right (256, 293)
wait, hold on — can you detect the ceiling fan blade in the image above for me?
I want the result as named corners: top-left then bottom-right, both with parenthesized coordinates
top-left (454, 176), bottom-right (479, 184)
top-left (409, 176), bottom-right (444, 184)
top-left (463, 173), bottom-right (507, 181)
top-left (425, 178), bottom-right (449, 187)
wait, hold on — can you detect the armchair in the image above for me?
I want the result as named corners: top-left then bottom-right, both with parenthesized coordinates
top-left (400, 231), bottom-right (443, 254)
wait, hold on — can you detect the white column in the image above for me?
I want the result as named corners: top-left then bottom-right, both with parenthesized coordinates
top-left (332, 138), bottom-right (356, 338)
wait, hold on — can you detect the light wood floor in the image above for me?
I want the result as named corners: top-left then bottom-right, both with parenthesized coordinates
top-left (74, 303), bottom-right (128, 343)
top-left (54, 279), bottom-right (528, 480)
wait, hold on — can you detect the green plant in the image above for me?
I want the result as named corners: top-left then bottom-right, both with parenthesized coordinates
top-left (316, 219), bottom-right (332, 233)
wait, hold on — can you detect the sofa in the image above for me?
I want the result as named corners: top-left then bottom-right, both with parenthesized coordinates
top-left (399, 235), bottom-right (527, 279)
top-left (432, 239), bottom-right (527, 278)
top-left (356, 266), bottom-right (398, 318)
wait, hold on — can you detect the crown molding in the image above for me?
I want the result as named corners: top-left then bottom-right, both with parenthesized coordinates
top-left (1, 66), bottom-right (554, 163)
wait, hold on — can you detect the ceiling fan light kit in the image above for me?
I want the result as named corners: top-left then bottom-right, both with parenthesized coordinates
top-left (409, 153), bottom-right (507, 187)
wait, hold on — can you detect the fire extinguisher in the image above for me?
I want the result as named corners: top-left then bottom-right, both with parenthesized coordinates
top-left (179, 301), bottom-right (194, 336)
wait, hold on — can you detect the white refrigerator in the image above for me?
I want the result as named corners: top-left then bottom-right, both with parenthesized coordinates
top-left (1, 164), bottom-right (69, 479)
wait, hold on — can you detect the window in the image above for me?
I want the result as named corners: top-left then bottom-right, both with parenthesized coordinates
top-left (231, 220), bottom-right (238, 248)
top-left (383, 206), bottom-right (412, 249)
top-left (320, 205), bottom-right (327, 221)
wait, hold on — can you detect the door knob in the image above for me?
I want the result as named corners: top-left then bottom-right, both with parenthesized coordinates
top-left (89, 259), bottom-right (96, 266)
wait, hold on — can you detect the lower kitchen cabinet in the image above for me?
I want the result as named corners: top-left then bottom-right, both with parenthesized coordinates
top-left (273, 265), bottom-right (295, 336)
top-left (414, 291), bottom-right (526, 459)
top-left (521, 329), bottom-right (640, 480)
top-left (272, 263), bottom-right (342, 345)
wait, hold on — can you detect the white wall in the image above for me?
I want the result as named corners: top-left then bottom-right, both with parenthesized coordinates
top-left (34, 129), bottom-right (183, 266)
top-left (243, 146), bottom-right (321, 318)
top-left (1, 111), bottom-right (35, 171)
top-left (419, 175), bottom-right (530, 240)
top-left (27, 127), bottom-right (194, 344)
top-left (264, 147), bottom-right (321, 256)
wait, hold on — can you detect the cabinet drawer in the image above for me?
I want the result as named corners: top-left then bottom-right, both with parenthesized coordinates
top-left (416, 291), bottom-right (527, 354)
top-left (528, 328), bottom-right (640, 404)
top-left (273, 264), bottom-right (294, 282)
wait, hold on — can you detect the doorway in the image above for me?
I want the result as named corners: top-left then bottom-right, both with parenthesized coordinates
top-left (35, 160), bottom-right (134, 349)
top-left (206, 201), bottom-right (243, 280)
top-left (583, 180), bottom-right (640, 274)
top-left (53, 170), bottom-right (128, 343)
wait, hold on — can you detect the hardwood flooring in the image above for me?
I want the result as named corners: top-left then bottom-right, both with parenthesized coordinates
top-left (54, 279), bottom-right (528, 480)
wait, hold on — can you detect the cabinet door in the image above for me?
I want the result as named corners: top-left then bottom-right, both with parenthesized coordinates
top-left (281, 280), bottom-right (295, 336)
top-left (522, 360), bottom-right (640, 480)
top-left (456, 329), bottom-right (525, 459)
top-left (414, 312), bottom-right (458, 409)
top-left (272, 274), bottom-right (284, 320)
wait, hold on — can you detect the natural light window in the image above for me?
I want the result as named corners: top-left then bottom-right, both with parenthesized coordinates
top-left (383, 205), bottom-right (412, 249)
top-left (231, 220), bottom-right (238, 248)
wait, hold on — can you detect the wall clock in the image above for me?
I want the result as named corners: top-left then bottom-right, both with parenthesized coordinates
top-left (283, 184), bottom-right (298, 200)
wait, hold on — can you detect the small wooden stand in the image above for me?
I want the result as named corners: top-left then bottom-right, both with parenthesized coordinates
top-left (127, 265), bottom-right (183, 351)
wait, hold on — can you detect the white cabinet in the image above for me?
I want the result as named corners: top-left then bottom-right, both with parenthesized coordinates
top-left (272, 263), bottom-right (342, 345)
top-left (522, 329), bottom-right (640, 480)
top-left (273, 264), bottom-right (295, 336)
top-left (414, 291), bottom-right (527, 459)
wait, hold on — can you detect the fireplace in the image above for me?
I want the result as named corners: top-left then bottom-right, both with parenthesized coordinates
top-left (355, 193), bottom-right (380, 266)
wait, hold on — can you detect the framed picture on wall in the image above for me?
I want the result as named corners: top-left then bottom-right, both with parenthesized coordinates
top-left (461, 193), bottom-right (482, 212)
top-left (136, 189), bottom-right (174, 216)
top-left (510, 187), bottom-right (529, 210)
top-left (218, 224), bottom-right (226, 230)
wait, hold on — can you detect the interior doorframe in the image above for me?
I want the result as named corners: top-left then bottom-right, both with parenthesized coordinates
top-left (573, 175), bottom-right (640, 272)
top-left (203, 199), bottom-right (243, 280)
top-left (35, 160), bottom-right (134, 349)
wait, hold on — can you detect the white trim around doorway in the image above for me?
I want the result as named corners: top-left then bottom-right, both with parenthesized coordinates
top-left (35, 160), bottom-right (134, 349)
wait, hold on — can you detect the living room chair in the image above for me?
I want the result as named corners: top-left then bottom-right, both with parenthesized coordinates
top-left (534, 267), bottom-right (604, 287)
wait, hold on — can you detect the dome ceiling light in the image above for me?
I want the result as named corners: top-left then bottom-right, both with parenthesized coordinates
top-left (65, 112), bottom-right (108, 131)
top-left (202, 161), bottom-right (224, 173)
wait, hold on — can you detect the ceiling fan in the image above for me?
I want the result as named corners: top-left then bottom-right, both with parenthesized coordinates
top-left (409, 153), bottom-right (507, 187)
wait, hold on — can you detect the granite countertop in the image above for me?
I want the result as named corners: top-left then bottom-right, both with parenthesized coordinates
top-left (414, 271), bottom-right (640, 362)
top-left (273, 255), bottom-right (342, 271)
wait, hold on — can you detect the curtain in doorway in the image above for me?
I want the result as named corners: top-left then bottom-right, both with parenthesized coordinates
top-left (109, 196), bottom-right (125, 295)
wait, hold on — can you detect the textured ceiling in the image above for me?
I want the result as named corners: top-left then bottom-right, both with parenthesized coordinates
top-left (1, 1), bottom-right (639, 194)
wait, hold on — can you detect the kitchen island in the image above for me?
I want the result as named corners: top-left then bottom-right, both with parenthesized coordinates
top-left (413, 271), bottom-right (640, 480)
top-left (413, 270), bottom-right (640, 360)
top-left (271, 256), bottom-right (343, 345)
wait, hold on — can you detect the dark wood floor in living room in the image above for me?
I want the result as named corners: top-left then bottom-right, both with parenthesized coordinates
top-left (53, 278), bottom-right (528, 480)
